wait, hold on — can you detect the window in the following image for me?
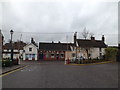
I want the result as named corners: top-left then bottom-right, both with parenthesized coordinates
top-left (23, 50), bottom-right (25, 53)
top-left (51, 54), bottom-right (54, 58)
top-left (29, 48), bottom-right (32, 51)
top-left (88, 54), bottom-right (91, 57)
top-left (32, 54), bottom-right (35, 58)
top-left (29, 54), bottom-right (31, 58)
top-left (72, 53), bottom-right (75, 57)
top-left (26, 54), bottom-right (29, 58)
top-left (61, 54), bottom-right (64, 58)
top-left (46, 53), bottom-right (49, 58)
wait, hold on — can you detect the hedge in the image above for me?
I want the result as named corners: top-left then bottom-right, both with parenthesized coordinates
top-left (105, 47), bottom-right (118, 61)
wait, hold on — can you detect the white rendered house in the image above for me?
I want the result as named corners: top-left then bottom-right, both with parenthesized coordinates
top-left (23, 43), bottom-right (38, 61)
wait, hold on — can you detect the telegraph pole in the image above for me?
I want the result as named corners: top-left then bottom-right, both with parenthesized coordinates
top-left (18, 34), bottom-right (22, 64)
top-left (65, 34), bottom-right (68, 64)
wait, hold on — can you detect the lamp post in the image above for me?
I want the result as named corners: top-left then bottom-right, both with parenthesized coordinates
top-left (10, 30), bottom-right (14, 63)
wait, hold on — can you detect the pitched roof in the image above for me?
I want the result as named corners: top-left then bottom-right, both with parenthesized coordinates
top-left (76, 39), bottom-right (107, 48)
top-left (3, 41), bottom-right (27, 50)
top-left (23, 43), bottom-right (38, 49)
top-left (39, 42), bottom-right (74, 51)
top-left (0, 30), bottom-right (4, 41)
top-left (0, 30), bottom-right (3, 37)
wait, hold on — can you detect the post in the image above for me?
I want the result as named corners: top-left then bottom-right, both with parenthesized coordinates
top-left (74, 32), bottom-right (77, 61)
top-left (65, 34), bottom-right (68, 64)
top-left (0, 30), bottom-right (2, 68)
top-left (76, 46), bottom-right (77, 60)
top-left (117, 44), bottom-right (120, 62)
top-left (10, 30), bottom-right (14, 63)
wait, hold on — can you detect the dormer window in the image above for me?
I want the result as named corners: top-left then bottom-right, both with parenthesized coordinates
top-left (29, 48), bottom-right (32, 51)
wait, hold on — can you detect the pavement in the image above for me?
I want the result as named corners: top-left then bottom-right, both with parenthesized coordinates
top-left (0, 60), bottom-right (59, 75)
top-left (67, 60), bottom-right (115, 66)
top-left (2, 61), bottom-right (119, 88)
top-left (0, 61), bottom-right (27, 75)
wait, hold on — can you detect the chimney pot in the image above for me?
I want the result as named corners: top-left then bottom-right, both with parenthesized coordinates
top-left (91, 36), bottom-right (95, 40)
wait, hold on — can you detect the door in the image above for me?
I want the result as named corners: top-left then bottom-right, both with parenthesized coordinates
top-left (56, 54), bottom-right (59, 60)
top-left (39, 53), bottom-right (43, 60)
top-left (29, 54), bottom-right (32, 60)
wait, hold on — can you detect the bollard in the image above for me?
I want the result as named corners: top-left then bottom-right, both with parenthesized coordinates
top-left (65, 59), bottom-right (67, 64)
top-left (68, 59), bottom-right (70, 64)
top-left (67, 58), bottom-right (70, 64)
top-left (76, 59), bottom-right (78, 64)
top-left (78, 60), bottom-right (80, 64)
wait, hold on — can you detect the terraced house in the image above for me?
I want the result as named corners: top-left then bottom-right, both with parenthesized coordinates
top-left (38, 41), bottom-right (75, 61)
top-left (2, 31), bottom-right (107, 61)
top-left (74, 32), bottom-right (107, 60)
top-left (2, 41), bottom-right (26, 60)
top-left (37, 32), bottom-right (107, 61)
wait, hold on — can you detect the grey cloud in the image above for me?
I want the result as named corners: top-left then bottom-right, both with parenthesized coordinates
top-left (1, 1), bottom-right (118, 46)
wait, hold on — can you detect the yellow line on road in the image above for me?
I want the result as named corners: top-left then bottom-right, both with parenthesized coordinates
top-left (0, 65), bottom-right (29, 77)
top-left (65, 61), bottom-right (115, 66)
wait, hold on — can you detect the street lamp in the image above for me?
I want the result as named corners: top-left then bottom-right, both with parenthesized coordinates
top-left (10, 30), bottom-right (14, 63)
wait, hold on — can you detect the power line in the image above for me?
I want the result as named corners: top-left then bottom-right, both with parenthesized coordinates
top-left (1, 30), bottom-right (74, 34)
top-left (1, 30), bottom-right (118, 35)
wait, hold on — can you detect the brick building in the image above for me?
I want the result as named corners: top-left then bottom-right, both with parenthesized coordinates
top-left (38, 41), bottom-right (74, 61)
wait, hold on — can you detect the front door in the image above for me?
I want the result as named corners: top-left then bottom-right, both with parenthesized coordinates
top-left (29, 54), bottom-right (32, 60)
top-left (39, 53), bottom-right (43, 60)
top-left (56, 54), bottom-right (59, 60)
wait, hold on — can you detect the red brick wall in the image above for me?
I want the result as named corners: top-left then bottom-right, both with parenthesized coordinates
top-left (38, 50), bottom-right (65, 60)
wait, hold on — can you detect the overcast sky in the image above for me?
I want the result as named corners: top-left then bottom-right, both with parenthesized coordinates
top-left (0, 0), bottom-right (118, 46)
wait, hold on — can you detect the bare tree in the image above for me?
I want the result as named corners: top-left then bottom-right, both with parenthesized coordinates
top-left (81, 28), bottom-right (94, 60)
top-left (82, 27), bottom-right (89, 39)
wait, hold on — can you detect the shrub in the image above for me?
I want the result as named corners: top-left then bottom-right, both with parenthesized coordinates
top-left (2, 59), bottom-right (12, 67)
top-left (105, 47), bottom-right (118, 61)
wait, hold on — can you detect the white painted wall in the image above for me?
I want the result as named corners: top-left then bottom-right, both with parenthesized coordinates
top-left (65, 51), bottom-right (75, 60)
top-left (101, 48), bottom-right (105, 55)
top-left (75, 47), bottom-right (106, 59)
top-left (3, 49), bottom-right (20, 59)
top-left (23, 44), bottom-right (38, 60)
top-left (3, 53), bottom-right (19, 59)
top-left (90, 48), bottom-right (99, 59)
top-left (90, 48), bottom-right (105, 59)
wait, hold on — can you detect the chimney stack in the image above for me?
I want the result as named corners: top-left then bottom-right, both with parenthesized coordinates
top-left (31, 37), bottom-right (34, 43)
top-left (91, 36), bottom-right (95, 40)
top-left (0, 30), bottom-right (4, 45)
top-left (52, 41), bottom-right (54, 43)
top-left (74, 32), bottom-right (77, 44)
top-left (102, 35), bottom-right (105, 42)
